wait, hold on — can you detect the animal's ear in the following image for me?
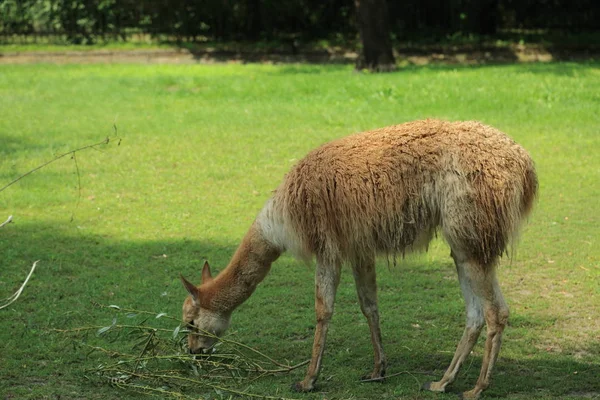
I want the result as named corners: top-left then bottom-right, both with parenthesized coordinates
top-left (180, 274), bottom-right (200, 304)
top-left (201, 261), bottom-right (213, 284)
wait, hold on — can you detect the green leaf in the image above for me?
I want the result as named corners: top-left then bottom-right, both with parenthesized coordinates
top-left (172, 325), bottom-right (181, 339)
top-left (97, 317), bottom-right (117, 336)
top-left (96, 325), bottom-right (112, 336)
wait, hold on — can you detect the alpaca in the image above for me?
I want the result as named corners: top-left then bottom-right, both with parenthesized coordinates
top-left (181, 119), bottom-right (538, 399)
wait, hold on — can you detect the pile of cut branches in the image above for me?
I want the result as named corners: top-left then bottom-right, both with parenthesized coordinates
top-left (57, 303), bottom-right (306, 399)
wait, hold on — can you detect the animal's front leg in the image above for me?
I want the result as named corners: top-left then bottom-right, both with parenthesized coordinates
top-left (293, 261), bottom-right (341, 392)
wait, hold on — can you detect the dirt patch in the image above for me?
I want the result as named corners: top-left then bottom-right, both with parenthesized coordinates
top-left (0, 49), bottom-right (199, 64)
top-left (0, 44), bottom-right (597, 65)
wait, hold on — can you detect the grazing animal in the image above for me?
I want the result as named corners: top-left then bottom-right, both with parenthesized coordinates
top-left (181, 119), bottom-right (537, 399)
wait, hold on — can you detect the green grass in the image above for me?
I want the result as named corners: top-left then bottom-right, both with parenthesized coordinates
top-left (0, 61), bottom-right (599, 399)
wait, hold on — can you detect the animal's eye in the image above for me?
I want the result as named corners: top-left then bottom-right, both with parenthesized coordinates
top-left (187, 320), bottom-right (195, 328)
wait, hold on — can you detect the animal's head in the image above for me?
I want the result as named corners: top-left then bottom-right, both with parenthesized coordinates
top-left (180, 261), bottom-right (231, 353)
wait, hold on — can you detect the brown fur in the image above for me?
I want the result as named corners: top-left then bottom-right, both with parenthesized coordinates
top-left (271, 119), bottom-right (536, 266)
top-left (182, 119), bottom-right (538, 398)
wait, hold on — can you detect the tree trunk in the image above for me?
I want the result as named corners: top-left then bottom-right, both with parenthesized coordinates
top-left (467, 0), bottom-right (499, 35)
top-left (245, 0), bottom-right (262, 40)
top-left (355, 0), bottom-right (395, 72)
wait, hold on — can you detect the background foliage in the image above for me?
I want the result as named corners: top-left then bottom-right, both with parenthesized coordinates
top-left (1, 0), bottom-right (599, 44)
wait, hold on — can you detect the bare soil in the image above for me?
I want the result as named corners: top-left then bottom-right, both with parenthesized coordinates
top-left (0, 43), bottom-right (598, 65)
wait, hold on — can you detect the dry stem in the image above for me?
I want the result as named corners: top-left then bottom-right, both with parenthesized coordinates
top-left (0, 215), bottom-right (12, 228)
top-left (0, 260), bottom-right (39, 310)
top-left (65, 303), bottom-right (308, 399)
top-left (0, 137), bottom-right (114, 194)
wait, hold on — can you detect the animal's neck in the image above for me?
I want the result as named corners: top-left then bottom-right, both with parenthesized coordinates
top-left (204, 222), bottom-right (282, 313)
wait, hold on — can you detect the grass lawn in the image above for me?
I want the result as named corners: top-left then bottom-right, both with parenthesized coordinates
top-left (0, 61), bottom-right (598, 399)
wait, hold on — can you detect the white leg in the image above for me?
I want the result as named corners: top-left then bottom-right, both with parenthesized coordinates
top-left (423, 252), bottom-right (485, 393)
top-left (462, 270), bottom-right (509, 399)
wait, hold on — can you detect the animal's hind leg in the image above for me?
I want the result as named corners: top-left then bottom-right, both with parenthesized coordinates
top-left (351, 255), bottom-right (386, 382)
top-left (422, 251), bottom-right (485, 394)
top-left (461, 263), bottom-right (509, 399)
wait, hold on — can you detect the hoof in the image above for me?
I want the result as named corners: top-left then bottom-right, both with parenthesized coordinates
top-left (291, 381), bottom-right (314, 393)
top-left (421, 381), bottom-right (445, 393)
top-left (459, 390), bottom-right (481, 399)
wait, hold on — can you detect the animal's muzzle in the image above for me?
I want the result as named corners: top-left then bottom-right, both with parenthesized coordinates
top-left (188, 347), bottom-right (202, 355)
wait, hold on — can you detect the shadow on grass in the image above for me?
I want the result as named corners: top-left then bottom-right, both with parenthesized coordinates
top-left (180, 41), bottom-right (600, 70)
top-left (258, 59), bottom-right (600, 79)
top-left (384, 59), bottom-right (600, 78)
top-left (401, 314), bottom-right (600, 398)
top-left (401, 352), bottom-right (600, 398)
top-left (1, 222), bottom-right (598, 399)
top-left (0, 135), bottom-right (39, 157)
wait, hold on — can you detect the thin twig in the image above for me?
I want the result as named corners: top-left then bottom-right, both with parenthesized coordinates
top-left (70, 152), bottom-right (82, 222)
top-left (0, 260), bottom-right (39, 310)
top-left (90, 302), bottom-right (296, 369)
top-left (102, 367), bottom-right (300, 400)
top-left (83, 344), bottom-right (133, 358)
top-left (93, 349), bottom-right (308, 375)
top-left (361, 370), bottom-right (426, 390)
top-left (0, 137), bottom-right (112, 194)
top-left (219, 336), bottom-right (291, 368)
top-left (111, 380), bottom-right (194, 399)
top-left (0, 215), bottom-right (12, 228)
top-left (153, 370), bottom-right (299, 399)
top-left (53, 324), bottom-right (175, 334)
top-left (92, 302), bottom-right (181, 323)
top-left (68, 304), bottom-right (309, 398)
top-left (90, 303), bottom-right (297, 369)
top-left (134, 329), bottom-right (156, 372)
